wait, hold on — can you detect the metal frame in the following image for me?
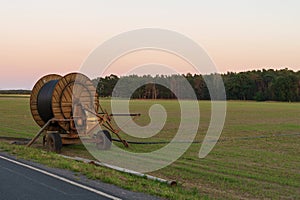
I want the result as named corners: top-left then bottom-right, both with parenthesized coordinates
top-left (27, 108), bottom-right (140, 150)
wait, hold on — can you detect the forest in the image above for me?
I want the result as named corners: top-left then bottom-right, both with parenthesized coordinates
top-left (93, 68), bottom-right (300, 102)
top-left (0, 90), bottom-right (31, 95)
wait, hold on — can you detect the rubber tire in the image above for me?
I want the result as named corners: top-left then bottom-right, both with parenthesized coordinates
top-left (47, 133), bottom-right (62, 153)
top-left (96, 130), bottom-right (112, 150)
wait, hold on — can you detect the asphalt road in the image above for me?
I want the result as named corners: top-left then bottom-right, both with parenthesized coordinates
top-left (0, 155), bottom-right (118, 200)
top-left (0, 155), bottom-right (161, 200)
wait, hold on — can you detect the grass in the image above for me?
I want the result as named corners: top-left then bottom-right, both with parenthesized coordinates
top-left (0, 142), bottom-right (205, 200)
top-left (0, 96), bottom-right (299, 199)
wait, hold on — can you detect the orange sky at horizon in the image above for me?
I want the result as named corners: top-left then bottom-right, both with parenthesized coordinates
top-left (0, 0), bottom-right (299, 89)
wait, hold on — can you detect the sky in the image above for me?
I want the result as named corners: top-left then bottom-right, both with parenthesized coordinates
top-left (0, 0), bottom-right (300, 89)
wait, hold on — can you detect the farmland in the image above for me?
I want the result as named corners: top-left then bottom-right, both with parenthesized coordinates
top-left (0, 95), bottom-right (299, 199)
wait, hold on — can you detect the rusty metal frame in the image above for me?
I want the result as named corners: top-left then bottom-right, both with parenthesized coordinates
top-left (27, 109), bottom-right (140, 148)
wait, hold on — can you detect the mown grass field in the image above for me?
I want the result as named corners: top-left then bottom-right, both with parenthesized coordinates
top-left (0, 95), bottom-right (299, 199)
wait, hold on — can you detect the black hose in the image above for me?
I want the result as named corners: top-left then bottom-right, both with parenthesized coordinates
top-left (112, 132), bottom-right (300, 145)
top-left (37, 80), bottom-right (59, 122)
top-left (0, 136), bottom-right (31, 141)
top-left (1, 133), bottom-right (299, 146)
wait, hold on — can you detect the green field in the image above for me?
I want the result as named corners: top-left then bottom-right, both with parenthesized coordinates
top-left (0, 95), bottom-right (299, 199)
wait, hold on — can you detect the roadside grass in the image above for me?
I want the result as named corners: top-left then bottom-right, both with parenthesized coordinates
top-left (0, 142), bottom-right (207, 200)
top-left (0, 96), bottom-right (299, 199)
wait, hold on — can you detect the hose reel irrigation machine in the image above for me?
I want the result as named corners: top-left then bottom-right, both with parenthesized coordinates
top-left (27, 72), bottom-right (140, 153)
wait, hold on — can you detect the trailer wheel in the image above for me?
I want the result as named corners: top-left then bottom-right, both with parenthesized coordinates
top-left (96, 130), bottom-right (112, 150)
top-left (47, 133), bottom-right (62, 153)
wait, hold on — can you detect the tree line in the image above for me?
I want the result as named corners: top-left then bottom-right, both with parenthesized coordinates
top-left (0, 90), bottom-right (31, 94)
top-left (93, 69), bottom-right (300, 102)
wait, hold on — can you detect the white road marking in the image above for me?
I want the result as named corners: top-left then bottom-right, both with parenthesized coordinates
top-left (0, 155), bottom-right (122, 200)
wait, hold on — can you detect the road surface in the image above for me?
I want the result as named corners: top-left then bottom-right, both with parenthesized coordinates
top-left (0, 154), bottom-right (160, 200)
